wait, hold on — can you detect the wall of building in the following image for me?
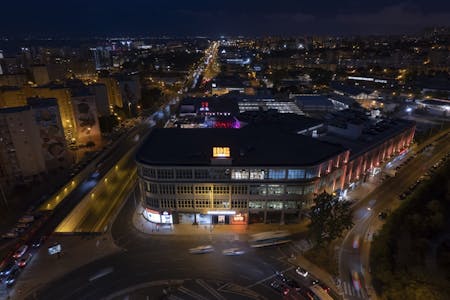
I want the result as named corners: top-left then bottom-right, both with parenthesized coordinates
top-left (136, 149), bottom-right (348, 224)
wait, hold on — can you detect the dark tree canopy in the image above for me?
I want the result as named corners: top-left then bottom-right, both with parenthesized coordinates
top-left (308, 192), bottom-right (353, 246)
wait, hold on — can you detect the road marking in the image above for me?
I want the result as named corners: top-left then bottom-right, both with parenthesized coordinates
top-left (343, 281), bottom-right (355, 296)
top-left (246, 266), bottom-right (294, 288)
top-left (178, 286), bottom-right (210, 300)
top-left (356, 287), bottom-right (363, 298)
top-left (196, 279), bottom-right (226, 300)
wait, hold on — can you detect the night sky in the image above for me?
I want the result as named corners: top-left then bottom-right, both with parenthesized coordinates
top-left (2, 0), bottom-right (450, 37)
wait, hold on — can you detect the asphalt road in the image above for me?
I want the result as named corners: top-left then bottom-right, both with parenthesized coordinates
top-left (25, 188), bottom-right (320, 300)
top-left (339, 131), bottom-right (450, 300)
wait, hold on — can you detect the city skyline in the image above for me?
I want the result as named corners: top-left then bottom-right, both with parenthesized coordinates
top-left (1, 0), bottom-right (450, 37)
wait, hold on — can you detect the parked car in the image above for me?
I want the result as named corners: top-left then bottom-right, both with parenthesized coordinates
top-left (378, 212), bottom-right (388, 220)
top-left (5, 268), bottom-right (20, 287)
top-left (0, 260), bottom-right (18, 276)
top-left (32, 236), bottom-right (46, 248)
top-left (13, 245), bottom-right (28, 259)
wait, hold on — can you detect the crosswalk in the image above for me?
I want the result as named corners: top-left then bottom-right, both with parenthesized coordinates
top-left (341, 281), bottom-right (364, 298)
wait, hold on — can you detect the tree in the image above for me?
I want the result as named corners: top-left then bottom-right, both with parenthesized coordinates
top-left (308, 192), bottom-right (353, 246)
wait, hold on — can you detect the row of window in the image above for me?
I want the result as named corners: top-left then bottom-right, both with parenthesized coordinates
top-left (249, 201), bottom-right (301, 210)
top-left (145, 198), bottom-right (301, 210)
top-left (144, 182), bottom-right (319, 196)
top-left (140, 167), bottom-right (325, 181)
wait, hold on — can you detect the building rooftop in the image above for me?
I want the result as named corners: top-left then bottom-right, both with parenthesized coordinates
top-left (320, 117), bottom-right (415, 159)
top-left (238, 111), bottom-right (322, 132)
top-left (136, 126), bottom-right (346, 167)
top-left (330, 81), bottom-right (370, 96)
top-left (294, 95), bottom-right (333, 108)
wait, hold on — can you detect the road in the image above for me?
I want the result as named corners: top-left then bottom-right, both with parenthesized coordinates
top-left (339, 130), bottom-right (450, 300)
top-left (25, 188), bottom-right (317, 300)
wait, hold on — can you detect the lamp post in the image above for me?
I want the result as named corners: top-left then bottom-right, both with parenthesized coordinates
top-left (192, 200), bottom-right (198, 225)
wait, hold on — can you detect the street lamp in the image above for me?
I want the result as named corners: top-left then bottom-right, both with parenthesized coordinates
top-left (192, 200), bottom-right (198, 225)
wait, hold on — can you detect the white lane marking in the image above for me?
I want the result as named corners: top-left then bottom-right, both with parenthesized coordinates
top-left (246, 266), bottom-right (294, 288)
top-left (178, 286), bottom-right (209, 300)
top-left (196, 279), bottom-right (226, 300)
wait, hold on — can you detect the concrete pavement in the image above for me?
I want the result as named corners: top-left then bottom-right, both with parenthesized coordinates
top-left (132, 202), bottom-right (310, 237)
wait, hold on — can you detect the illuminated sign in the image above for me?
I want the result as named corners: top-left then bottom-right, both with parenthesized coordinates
top-left (145, 208), bottom-right (161, 223)
top-left (233, 214), bottom-right (244, 222)
top-left (213, 147), bottom-right (230, 158)
top-left (48, 244), bottom-right (62, 255)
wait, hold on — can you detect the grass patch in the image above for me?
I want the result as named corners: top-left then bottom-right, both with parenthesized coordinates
top-left (304, 238), bottom-right (341, 276)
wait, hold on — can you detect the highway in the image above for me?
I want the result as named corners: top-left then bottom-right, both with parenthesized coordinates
top-left (339, 130), bottom-right (450, 300)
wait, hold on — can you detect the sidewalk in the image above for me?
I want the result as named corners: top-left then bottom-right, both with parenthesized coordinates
top-left (132, 204), bottom-right (310, 237)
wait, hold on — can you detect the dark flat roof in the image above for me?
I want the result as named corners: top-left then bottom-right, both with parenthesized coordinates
top-left (136, 126), bottom-right (346, 167)
top-left (320, 118), bottom-right (415, 159)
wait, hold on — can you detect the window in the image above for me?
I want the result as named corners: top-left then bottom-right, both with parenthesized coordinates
top-left (267, 169), bottom-right (286, 180)
top-left (142, 167), bottom-right (156, 179)
top-left (145, 197), bottom-right (159, 208)
top-left (145, 183), bottom-right (158, 193)
top-left (214, 200), bottom-right (230, 208)
top-left (267, 201), bottom-right (283, 209)
top-left (213, 185), bottom-right (229, 195)
top-left (267, 184), bottom-right (284, 195)
top-left (231, 200), bottom-right (248, 208)
top-left (249, 185), bottom-right (267, 195)
top-left (249, 169), bottom-right (265, 180)
top-left (194, 169), bottom-right (209, 179)
top-left (284, 201), bottom-right (297, 209)
top-left (175, 169), bottom-right (192, 179)
top-left (249, 201), bottom-right (265, 209)
top-left (305, 167), bottom-right (318, 179)
top-left (287, 169), bottom-right (305, 179)
top-left (195, 199), bottom-right (211, 208)
top-left (231, 169), bottom-right (249, 180)
top-left (157, 169), bottom-right (174, 179)
top-left (286, 185), bottom-right (303, 195)
top-left (209, 168), bottom-right (231, 180)
top-left (194, 186), bottom-right (211, 194)
top-left (304, 184), bottom-right (316, 195)
top-left (176, 185), bottom-right (193, 194)
top-left (177, 199), bottom-right (193, 208)
top-left (160, 199), bottom-right (176, 209)
top-left (159, 184), bottom-right (175, 195)
top-left (231, 185), bottom-right (248, 194)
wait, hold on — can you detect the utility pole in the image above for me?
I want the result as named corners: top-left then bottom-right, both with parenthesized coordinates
top-left (0, 181), bottom-right (8, 207)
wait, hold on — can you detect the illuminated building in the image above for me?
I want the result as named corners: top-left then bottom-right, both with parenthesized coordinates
top-left (0, 85), bottom-right (77, 143)
top-left (0, 98), bottom-right (70, 190)
top-left (136, 126), bottom-right (349, 225)
top-left (319, 110), bottom-right (416, 186)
